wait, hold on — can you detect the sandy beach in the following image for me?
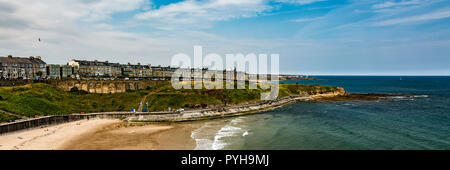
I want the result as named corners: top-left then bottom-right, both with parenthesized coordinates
top-left (0, 119), bottom-right (202, 150)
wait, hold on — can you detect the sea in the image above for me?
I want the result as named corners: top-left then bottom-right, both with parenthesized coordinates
top-left (190, 76), bottom-right (450, 150)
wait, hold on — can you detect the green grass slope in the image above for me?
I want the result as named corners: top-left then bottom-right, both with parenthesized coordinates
top-left (0, 83), bottom-right (156, 117)
top-left (0, 82), bottom-right (340, 118)
top-left (143, 83), bottom-right (340, 112)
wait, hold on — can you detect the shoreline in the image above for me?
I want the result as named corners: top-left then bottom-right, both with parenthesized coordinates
top-left (3, 86), bottom-right (420, 150)
top-left (0, 92), bottom-right (338, 150)
top-left (0, 90), bottom-right (416, 150)
top-left (63, 121), bottom-right (203, 150)
top-left (0, 119), bottom-right (119, 150)
top-left (0, 93), bottom-right (320, 150)
top-left (0, 119), bottom-right (203, 150)
top-left (126, 88), bottom-right (346, 122)
top-left (0, 91), bottom-right (340, 134)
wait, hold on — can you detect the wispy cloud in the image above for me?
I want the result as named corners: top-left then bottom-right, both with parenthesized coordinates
top-left (135, 0), bottom-right (273, 29)
top-left (372, 0), bottom-right (422, 9)
top-left (135, 0), bottom-right (329, 29)
top-left (0, 0), bottom-right (149, 30)
top-left (374, 9), bottom-right (450, 26)
top-left (291, 17), bottom-right (323, 22)
top-left (276, 0), bottom-right (327, 5)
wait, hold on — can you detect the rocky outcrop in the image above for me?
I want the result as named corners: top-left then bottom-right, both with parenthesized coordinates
top-left (310, 87), bottom-right (347, 99)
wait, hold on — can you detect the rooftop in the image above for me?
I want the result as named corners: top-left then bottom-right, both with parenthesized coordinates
top-left (0, 56), bottom-right (33, 64)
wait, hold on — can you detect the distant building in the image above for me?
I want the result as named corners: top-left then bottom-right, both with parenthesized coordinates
top-left (46, 64), bottom-right (76, 79)
top-left (151, 65), bottom-right (163, 78)
top-left (162, 66), bottom-right (177, 78)
top-left (150, 65), bottom-right (177, 78)
top-left (61, 65), bottom-right (74, 78)
top-left (121, 63), bottom-right (152, 77)
top-left (46, 64), bottom-right (61, 79)
top-left (68, 59), bottom-right (121, 77)
top-left (0, 55), bottom-right (34, 79)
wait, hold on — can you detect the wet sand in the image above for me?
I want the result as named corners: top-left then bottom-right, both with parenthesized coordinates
top-left (0, 119), bottom-right (203, 150)
top-left (63, 121), bottom-right (203, 150)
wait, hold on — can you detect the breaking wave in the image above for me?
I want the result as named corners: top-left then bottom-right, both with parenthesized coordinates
top-left (191, 117), bottom-right (248, 150)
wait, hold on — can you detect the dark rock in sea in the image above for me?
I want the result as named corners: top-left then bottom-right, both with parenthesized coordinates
top-left (315, 93), bottom-right (414, 102)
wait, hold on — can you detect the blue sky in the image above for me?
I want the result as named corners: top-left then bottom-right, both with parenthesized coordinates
top-left (1, 0), bottom-right (450, 75)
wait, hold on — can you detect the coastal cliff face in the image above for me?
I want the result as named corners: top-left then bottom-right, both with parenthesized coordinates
top-left (52, 80), bottom-right (167, 93)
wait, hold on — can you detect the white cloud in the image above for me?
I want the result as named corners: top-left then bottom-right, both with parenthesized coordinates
top-left (291, 17), bottom-right (323, 22)
top-left (0, 0), bottom-right (158, 63)
top-left (0, 0), bottom-right (297, 65)
top-left (275, 0), bottom-right (326, 5)
top-left (135, 0), bottom-right (273, 29)
top-left (374, 9), bottom-right (450, 26)
top-left (0, 0), bottom-right (149, 30)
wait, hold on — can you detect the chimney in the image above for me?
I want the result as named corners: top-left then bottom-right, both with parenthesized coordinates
top-left (128, 62), bottom-right (131, 65)
top-left (7, 55), bottom-right (12, 58)
top-left (29, 56), bottom-right (34, 59)
top-left (137, 63), bottom-right (141, 66)
top-left (36, 56), bottom-right (41, 59)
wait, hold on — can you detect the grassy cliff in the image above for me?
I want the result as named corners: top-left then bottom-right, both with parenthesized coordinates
top-left (0, 82), bottom-right (341, 120)
top-left (278, 84), bottom-right (341, 97)
top-left (142, 83), bottom-right (341, 112)
top-left (144, 87), bottom-right (264, 111)
top-left (0, 83), bottom-right (156, 117)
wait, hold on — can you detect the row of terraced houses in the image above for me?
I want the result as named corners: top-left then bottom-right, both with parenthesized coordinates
top-left (1, 55), bottom-right (248, 80)
top-left (0, 55), bottom-right (181, 80)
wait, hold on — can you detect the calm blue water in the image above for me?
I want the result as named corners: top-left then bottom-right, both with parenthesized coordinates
top-left (191, 76), bottom-right (450, 150)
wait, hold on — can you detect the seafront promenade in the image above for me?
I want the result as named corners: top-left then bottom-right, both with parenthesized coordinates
top-left (0, 94), bottom-right (321, 134)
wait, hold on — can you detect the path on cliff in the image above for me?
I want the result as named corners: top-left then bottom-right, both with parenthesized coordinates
top-left (138, 84), bottom-right (171, 112)
top-left (0, 109), bottom-right (29, 119)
